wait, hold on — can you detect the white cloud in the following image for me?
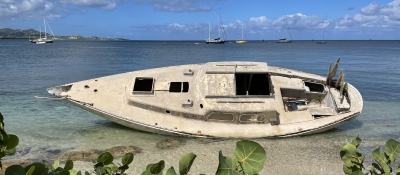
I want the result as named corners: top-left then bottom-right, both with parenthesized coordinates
top-left (335, 0), bottom-right (400, 31)
top-left (133, 0), bottom-right (222, 12)
top-left (0, 0), bottom-right (61, 20)
top-left (59, 0), bottom-right (122, 10)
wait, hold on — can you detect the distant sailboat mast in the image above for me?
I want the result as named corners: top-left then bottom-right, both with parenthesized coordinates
top-left (44, 19), bottom-right (46, 39)
top-left (218, 13), bottom-right (221, 40)
top-left (286, 18), bottom-right (293, 40)
top-left (208, 22), bottom-right (211, 41)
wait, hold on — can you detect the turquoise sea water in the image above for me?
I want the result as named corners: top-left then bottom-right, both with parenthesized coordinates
top-left (1, 39), bottom-right (400, 162)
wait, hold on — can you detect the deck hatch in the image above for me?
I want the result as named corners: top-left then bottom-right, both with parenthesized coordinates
top-left (304, 82), bottom-right (325, 92)
top-left (235, 73), bottom-right (271, 96)
top-left (169, 82), bottom-right (189, 93)
top-left (133, 77), bottom-right (154, 94)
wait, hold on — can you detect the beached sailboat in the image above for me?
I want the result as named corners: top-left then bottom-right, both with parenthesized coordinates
top-left (236, 25), bottom-right (247, 44)
top-left (277, 19), bottom-right (293, 43)
top-left (47, 58), bottom-right (363, 138)
top-left (317, 29), bottom-right (327, 44)
top-left (206, 13), bottom-right (227, 44)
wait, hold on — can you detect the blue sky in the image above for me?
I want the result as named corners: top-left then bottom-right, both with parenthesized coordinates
top-left (0, 0), bottom-right (399, 40)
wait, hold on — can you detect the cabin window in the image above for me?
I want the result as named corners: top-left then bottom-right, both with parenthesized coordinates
top-left (239, 114), bottom-right (266, 123)
top-left (208, 113), bottom-right (234, 121)
top-left (235, 73), bottom-right (270, 95)
top-left (169, 82), bottom-right (189, 93)
top-left (133, 77), bottom-right (154, 94)
top-left (304, 82), bottom-right (325, 93)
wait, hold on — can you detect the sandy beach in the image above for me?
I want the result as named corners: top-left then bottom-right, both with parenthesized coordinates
top-left (70, 136), bottom-right (381, 175)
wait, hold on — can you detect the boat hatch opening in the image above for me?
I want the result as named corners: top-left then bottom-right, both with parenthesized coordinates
top-left (169, 82), bottom-right (189, 93)
top-left (239, 114), bottom-right (266, 123)
top-left (304, 82), bottom-right (325, 93)
top-left (235, 73), bottom-right (270, 95)
top-left (133, 77), bottom-right (154, 94)
top-left (208, 113), bottom-right (234, 121)
top-left (284, 100), bottom-right (307, 112)
top-left (62, 84), bottom-right (73, 92)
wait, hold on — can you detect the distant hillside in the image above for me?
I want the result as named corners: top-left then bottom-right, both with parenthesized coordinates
top-left (0, 28), bottom-right (129, 41)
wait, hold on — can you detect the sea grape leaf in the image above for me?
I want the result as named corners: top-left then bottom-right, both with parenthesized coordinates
top-left (385, 139), bottom-right (400, 163)
top-left (0, 129), bottom-right (9, 143)
top-left (142, 163), bottom-right (162, 175)
top-left (369, 165), bottom-right (380, 175)
top-left (69, 169), bottom-right (79, 175)
top-left (53, 160), bottom-right (60, 170)
top-left (370, 146), bottom-right (391, 174)
top-left (26, 166), bottom-right (35, 175)
top-left (5, 148), bottom-right (16, 155)
top-left (5, 134), bottom-right (18, 150)
top-left (119, 164), bottom-right (129, 172)
top-left (343, 163), bottom-right (361, 174)
top-left (166, 167), bottom-right (177, 175)
top-left (340, 143), bottom-right (364, 168)
top-left (216, 151), bottom-right (241, 175)
top-left (5, 165), bottom-right (25, 175)
top-left (64, 159), bottom-right (74, 171)
top-left (179, 153), bottom-right (196, 175)
top-left (95, 166), bottom-right (106, 175)
top-left (42, 160), bottom-right (54, 171)
top-left (0, 112), bottom-right (3, 122)
top-left (150, 160), bottom-right (165, 174)
top-left (122, 152), bottom-right (134, 165)
top-left (25, 163), bottom-right (46, 175)
top-left (234, 140), bottom-right (266, 175)
top-left (351, 135), bottom-right (362, 148)
top-left (96, 152), bottom-right (113, 166)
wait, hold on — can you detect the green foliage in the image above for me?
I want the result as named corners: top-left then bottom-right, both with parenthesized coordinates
top-left (215, 140), bottom-right (266, 175)
top-left (0, 112), bottom-right (20, 169)
top-left (178, 153), bottom-right (196, 175)
top-left (93, 152), bottom-right (134, 175)
top-left (234, 140), bottom-right (267, 174)
top-left (5, 165), bottom-right (25, 175)
top-left (341, 135), bottom-right (400, 175)
top-left (216, 151), bottom-right (241, 175)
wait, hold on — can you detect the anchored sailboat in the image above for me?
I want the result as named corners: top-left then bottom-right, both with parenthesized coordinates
top-left (277, 18), bottom-right (293, 43)
top-left (236, 25), bottom-right (247, 44)
top-left (30, 19), bottom-right (55, 43)
top-left (317, 29), bottom-right (327, 44)
top-left (36, 26), bottom-right (46, 44)
top-left (206, 13), bottom-right (227, 44)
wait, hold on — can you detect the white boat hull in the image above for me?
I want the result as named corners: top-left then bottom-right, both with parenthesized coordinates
top-left (47, 61), bottom-right (363, 138)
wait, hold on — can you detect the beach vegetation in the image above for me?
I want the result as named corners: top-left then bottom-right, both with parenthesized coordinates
top-left (340, 134), bottom-right (400, 175)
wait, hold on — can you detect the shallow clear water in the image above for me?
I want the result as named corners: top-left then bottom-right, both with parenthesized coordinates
top-left (1, 39), bottom-right (400, 162)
